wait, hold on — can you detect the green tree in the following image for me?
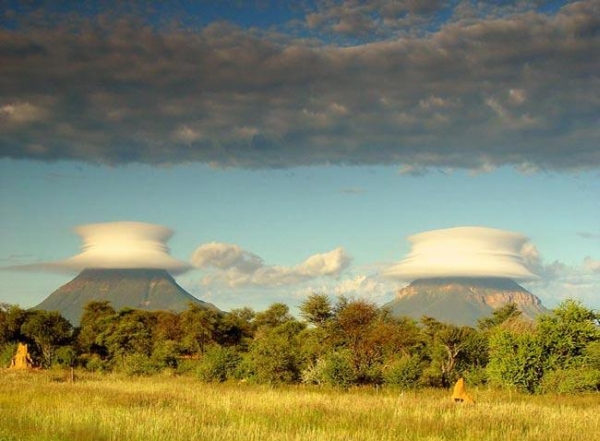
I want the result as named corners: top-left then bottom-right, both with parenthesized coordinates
top-left (300, 293), bottom-right (333, 327)
top-left (478, 303), bottom-right (522, 331)
top-left (180, 304), bottom-right (219, 355)
top-left (537, 299), bottom-right (600, 371)
top-left (98, 308), bottom-right (155, 359)
top-left (78, 301), bottom-right (116, 357)
top-left (21, 310), bottom-right (73, 367)
top-left (244, 320), bottom-right (305, 384)
top-left (421, 317), bottom-right (478, 387)
top-left (254, 303), bottom-right (294, 329)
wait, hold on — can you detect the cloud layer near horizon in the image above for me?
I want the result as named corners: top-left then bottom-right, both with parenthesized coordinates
top-left (191, 242), bottom-right (351, 287)
top-left (384, 226), bottom-right (539, 281)
top-left (6, 221), bottom-right (192, 274)
top-left (1, 1), bottom-right (599, 171)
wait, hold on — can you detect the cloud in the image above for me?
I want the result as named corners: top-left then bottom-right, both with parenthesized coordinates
top-left (5, 221), bottom-right (191, 274)
top-left (384, 226), bottom-right (539, 281)
top-left (0, 1), bottom-right (598, 171)
top-left (191, 242), bottom-right (351, 287)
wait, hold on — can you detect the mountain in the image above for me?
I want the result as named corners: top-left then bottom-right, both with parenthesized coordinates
top-left (35, 268), bottom-right (219, 324)
top-left (382, 277), bottom-right (548, 326)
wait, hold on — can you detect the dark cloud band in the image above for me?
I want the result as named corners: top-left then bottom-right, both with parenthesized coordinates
top-left (1, 1), bottom-right (598, 171)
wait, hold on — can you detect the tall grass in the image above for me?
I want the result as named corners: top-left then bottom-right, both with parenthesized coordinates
top-left (1, 370), bottom-right (598, 441)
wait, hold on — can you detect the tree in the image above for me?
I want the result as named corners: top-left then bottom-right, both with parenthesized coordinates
top-left (21, 310), bottom-right (73, 367)
top-left (98, 308), bottom-right (155, 359)
top-left (254, 303), bottom-right (294, 329)
top-left (300, 293), bottom-right (333, 327)
top-left (487, 300), bottom-right (600, 393)
top-left (421, 317), bottom-right (478, 387)
top-left (180, 304), bottom-right (219, 355)
top-left (478, 303), bottom-right (522, 331)
top-left (78, 301), bottom-right (116, 357)
top-left (536, 299), bottom-right (600, 371)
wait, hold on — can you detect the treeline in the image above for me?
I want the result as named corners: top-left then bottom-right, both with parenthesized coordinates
top-left (1, 296), bottom-right (599, 394)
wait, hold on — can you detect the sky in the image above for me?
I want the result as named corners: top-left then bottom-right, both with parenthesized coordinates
top-left (1, 0), bottom-right (599, 313)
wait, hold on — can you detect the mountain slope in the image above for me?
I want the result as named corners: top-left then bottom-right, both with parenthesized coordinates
top-left (383, 277), bottom-right (548, 326)
top-left (35, 268), bottom-right (218, 324)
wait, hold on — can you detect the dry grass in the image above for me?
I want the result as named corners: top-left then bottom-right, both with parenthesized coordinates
top-left (0, 370), bottom-right (598, 441)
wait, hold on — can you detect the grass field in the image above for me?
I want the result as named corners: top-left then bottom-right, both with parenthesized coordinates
top-left (1, 370), bottom-right (598, 441)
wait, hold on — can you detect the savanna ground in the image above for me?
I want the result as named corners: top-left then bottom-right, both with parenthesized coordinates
top-left (1, 370), bottom-right (598, 441)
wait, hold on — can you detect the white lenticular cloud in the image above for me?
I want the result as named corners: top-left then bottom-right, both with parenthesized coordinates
top-left (384, 226), bottom-right (539, 281)
top-left (8, 221), bottom-right (191, 274)
top-left (191, 242), bottom-right (351, 287)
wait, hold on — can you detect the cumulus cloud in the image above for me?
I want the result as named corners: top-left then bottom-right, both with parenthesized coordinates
top-left (6, 221), bottom-right (191, 274)
top-left (0, 1), bottom-right (598, 171)
top-left (384, 226), bottom-right (539, 281)
top-left (191, 243), bottom-right (351, 287)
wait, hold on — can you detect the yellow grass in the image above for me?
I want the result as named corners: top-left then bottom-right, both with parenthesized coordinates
top-left (0, 370), bottom-right (598, 441)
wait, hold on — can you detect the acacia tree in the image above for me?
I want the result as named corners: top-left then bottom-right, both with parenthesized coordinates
top-left (179, 304), bottom-right (220, 355)
top-left (487, 300), bottom-right (600, 393)
top-left (21, 310), bottom-right (73, 367)
top-left (421, 317), bottom-right (479, 387)
top-left (78, 300), bottom-right (116, 358)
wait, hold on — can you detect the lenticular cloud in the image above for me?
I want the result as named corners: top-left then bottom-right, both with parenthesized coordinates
top-left (10, 221), bottom-right (191, 274)
top-left (384, 226), bottom-right (539, 281)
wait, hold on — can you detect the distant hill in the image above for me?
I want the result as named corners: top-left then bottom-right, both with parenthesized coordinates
top-left (35, 268), bottom-right (218, 324)
top-left (382, 277), bottom-right (548, 326)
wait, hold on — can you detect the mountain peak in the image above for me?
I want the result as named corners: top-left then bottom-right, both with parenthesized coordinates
top-left (383, 277), bottom-right (547, 326)
top-left (35, 268), bottom-right (218, 324)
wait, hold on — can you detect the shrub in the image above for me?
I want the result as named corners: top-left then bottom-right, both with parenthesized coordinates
top-left (83, 354), bottom-right (111, 373)
top-left (383, 356), bottom-right (422, 389)
top-left (0, 343), bottom-right (17, 368)
top-left (53, 346), bottom-right (77, 368)
top-left (463, 366), bottom-right (488, 386)
top-left (301, 358), bottom-right (327, 385)
top-left (195, 346), bottom-right (240, 382)
top-left (321, 351), bottom-right (357, 388)
top-left (118, 353), bottom-right (160, 376)
top-left (540, 368), bottom-right (600, 394)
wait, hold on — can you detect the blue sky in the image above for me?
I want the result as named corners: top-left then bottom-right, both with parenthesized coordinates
top-left (1, 0), bottom-right (599, 312)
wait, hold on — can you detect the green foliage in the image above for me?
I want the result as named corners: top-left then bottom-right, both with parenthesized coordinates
top-left (584, 341), bottom-right (600, 369)
top-left (0, 343), bottom-right (17, 368)
top-left (118, 353), bottom-right (160, 376)
top-left (179, 305), bottom-right (219, 355)
top-left (463, 366), bottom-right (489, 386)
top-left (244, 322), bottom-right (304, 384)
top-left (20, 310), bottom-right (73, 367)
top-left (53, 346), bottom-right (77, 368)
top-left (478, 303), bottom-right (522, 331)
top-left (320, 351), bottom-right (357, 388)
top-left (151, 339), bottom-right (180, 369)
top-left (536, 299), bottom-right (600, 371)
top-left (540, 367), bottom-right (600, 394)
top-left (254, 303), bottom-right (294, 329)
top-left (195, 346), bottom-right (241, 382)
top-left (98, 309), bottom-right (155, 358)
top-left (487, 329), bottom-right (545, 393)
top-left (299, 293), bottom-right (333, 327)
top-left (383, 356), bottom-right (422, 389)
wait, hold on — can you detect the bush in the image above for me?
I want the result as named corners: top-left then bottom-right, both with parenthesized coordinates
top-left (196, 346), bottom-right (240, 382)
top-left (53, 346), bottom-right (77, 368)
top-left (0, 343), bottom-right (17, 368)
top-left (83, 354), bottom-right (111, 373)
top-left (301, 358), bottom-right (327, 385)
top-left (463, 366), bottom-right (488, 386)
top-left (540, 368), bottom-right (600, 394)
top-left (118, 353), bottom-right (160, 376)
top-left (321, 351), bottom-right (357, 389)
top-left (383, 356), bottom-right (422, 389)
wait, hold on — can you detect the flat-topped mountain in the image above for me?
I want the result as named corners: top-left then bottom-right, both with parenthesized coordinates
top-left (383, 277), bottom-right (548, 326)
top-left (35, 268), bottom-right (218, 324)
